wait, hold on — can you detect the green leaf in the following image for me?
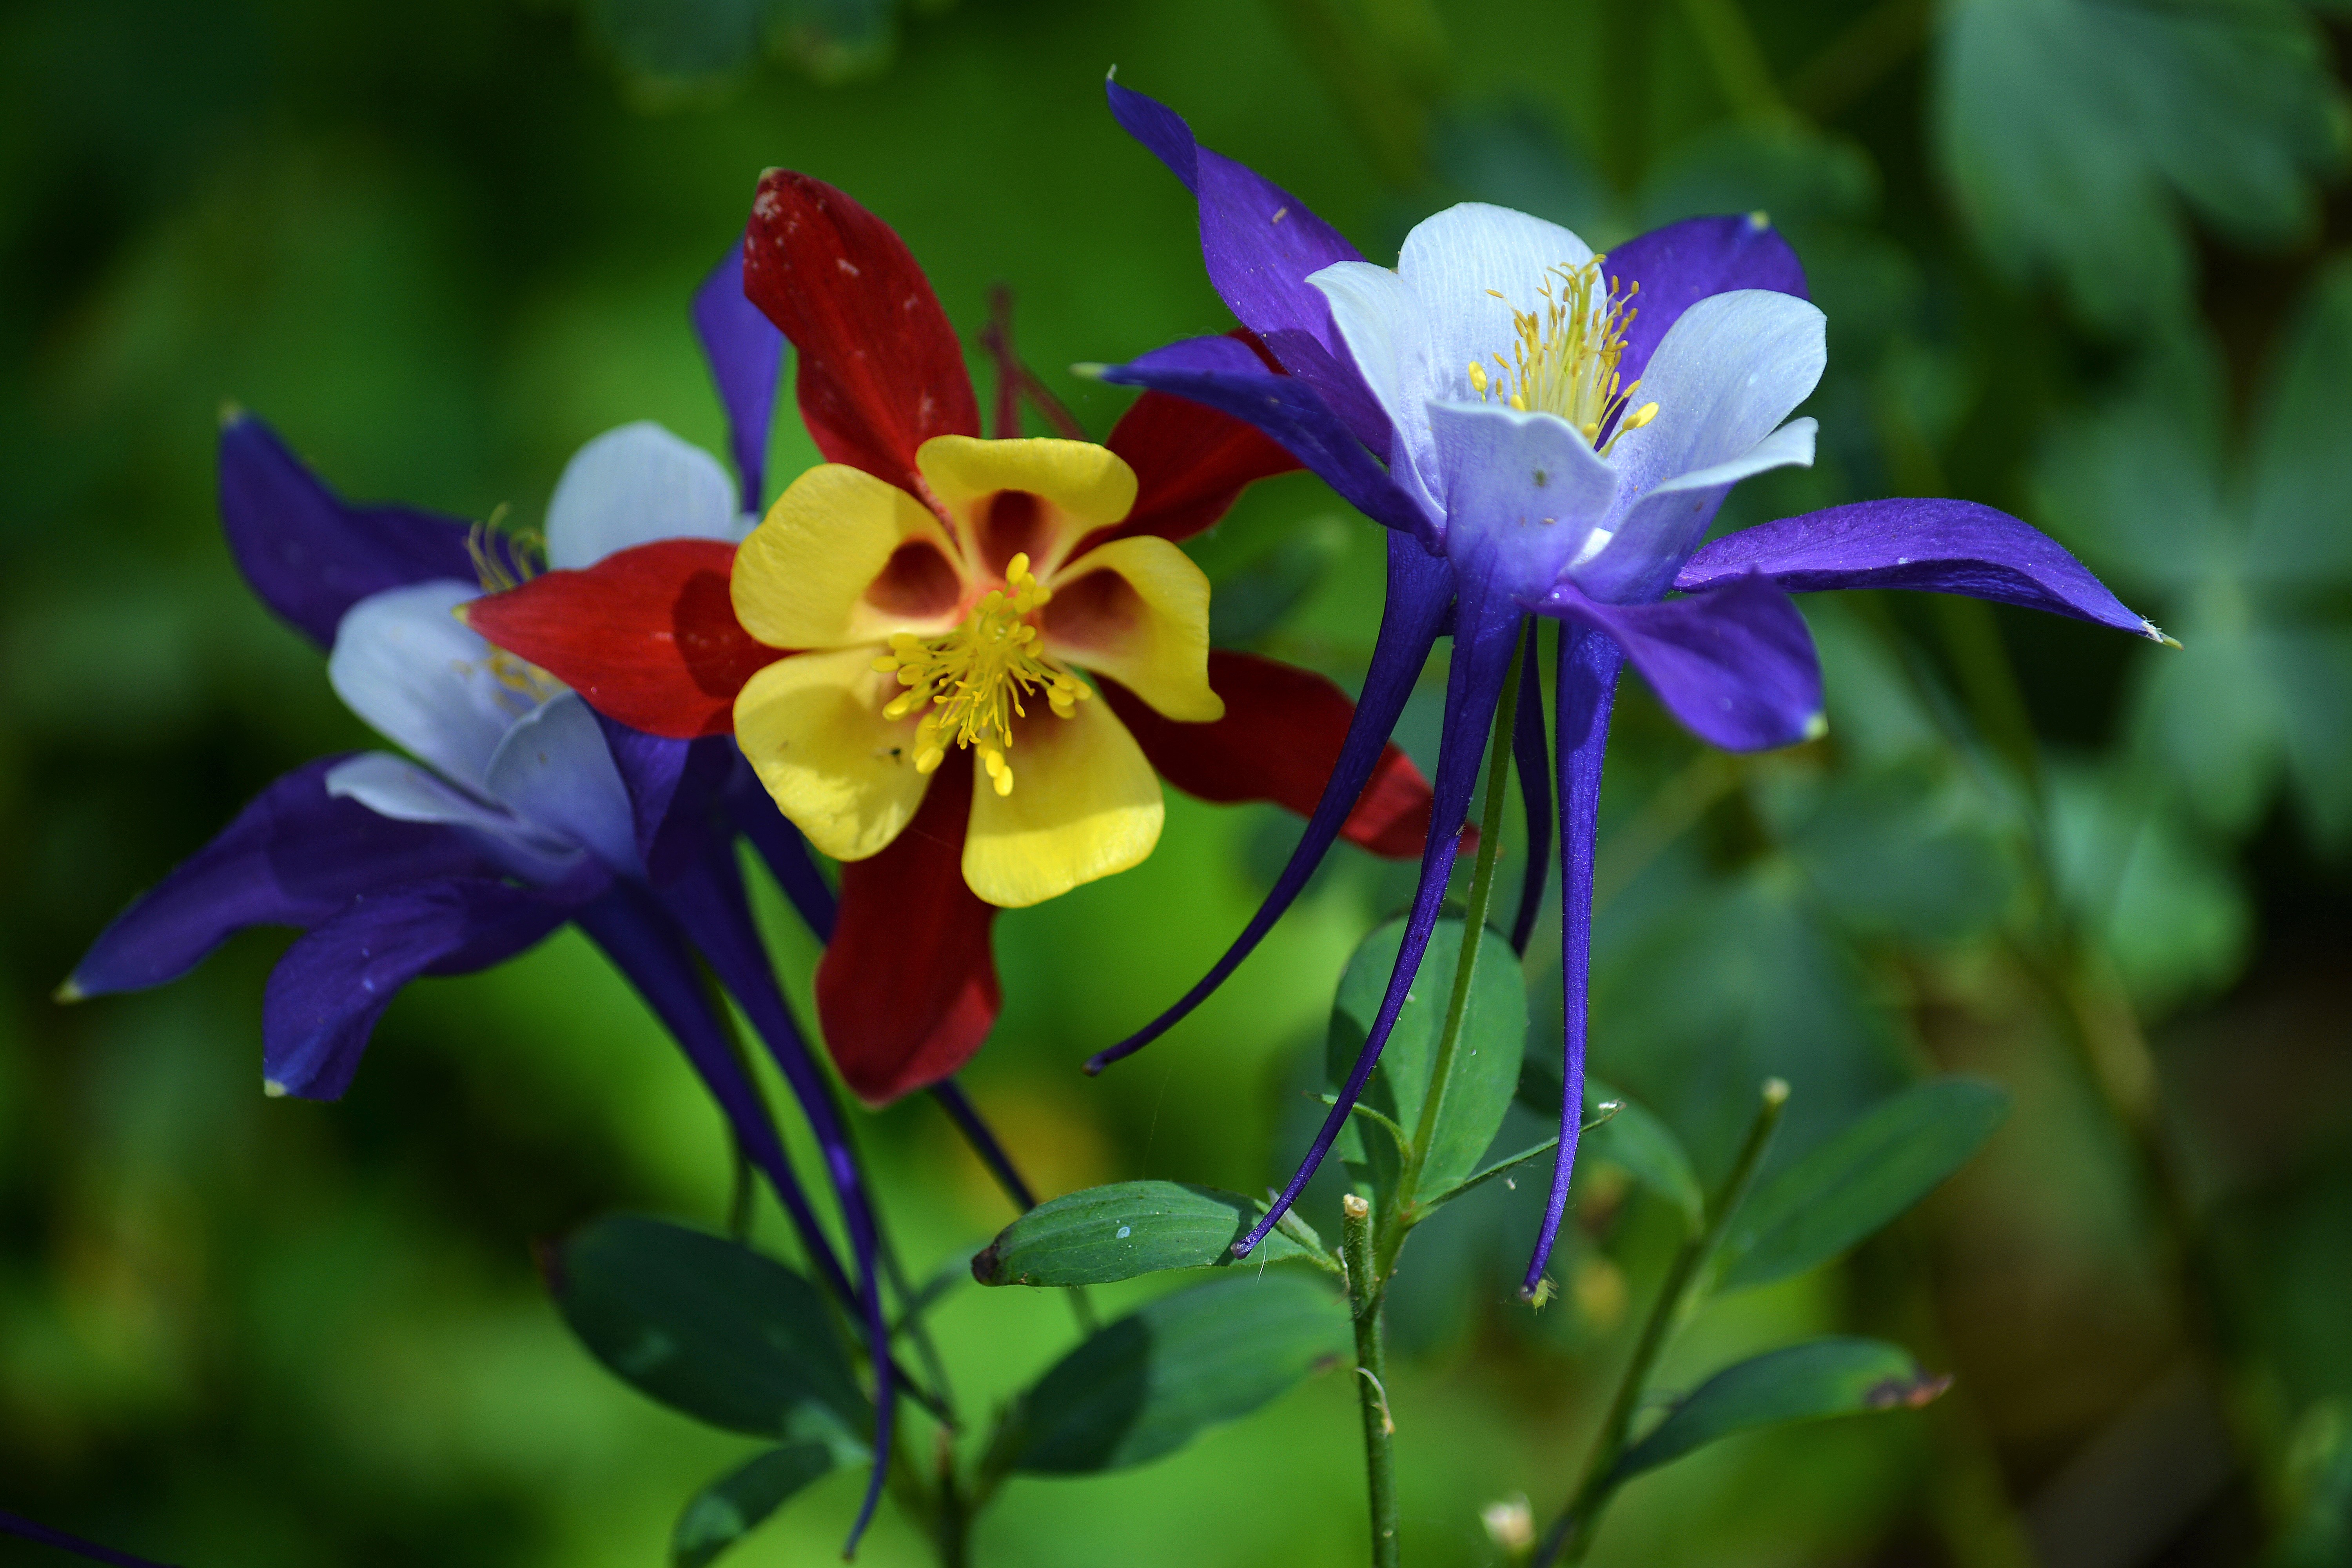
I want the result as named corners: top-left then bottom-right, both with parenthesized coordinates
top-left (550, 1214), bottom-right (865, 1441)
top-left (971, 1181), bottom-right (1321, 1287)
top-left (671, 1440), bottom-right (862, 1568)
top-left (1328, 916), bottom-right (1528, 1196)
top-left (1715, 1080), bottom-right (2009, 1292)
top-left (1937, 0), bottom-right (2345, 328)
top-left (1584, 1088), bottom-right (1704, 1233)
top-left (996, 1274), bottom-right (1351, 1475)
top-left (1612, 1338), bottom-right (1949, 1483)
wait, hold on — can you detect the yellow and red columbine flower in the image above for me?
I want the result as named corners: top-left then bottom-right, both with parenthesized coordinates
top-left (465, 171), bottom-right (1438, 1103)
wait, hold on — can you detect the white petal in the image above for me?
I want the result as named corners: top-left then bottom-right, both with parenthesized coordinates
top-left (483, 693), bottom-right (640, 876)
top-left (1396, 203), bottom-right (1596, 408)
top-left (325, 752), bottom-right (585, 883)
top-left (1308, 260), bottom-right (1443, 521)
top-left (1606, 289), bottom-right (1827, 502)
top-left (544, 421), bottom-right (739, 570)
top-left (1426, 401), bottom-right (1618, 602)
top-left (1575, 419), bottom-right (1819, 603)
top-left (329, 580), bottom-right (543, 793)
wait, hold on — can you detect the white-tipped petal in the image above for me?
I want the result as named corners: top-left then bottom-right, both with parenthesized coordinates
top-left (1310, 260), bottom-right (1444, 519)
top-left (544, 421), bottom-right (741, 570)
top-left (1606, 289), bottom-right (1826, 500)
top-left (329, 580), bottom-right (541, 794)
top-left (483, 693), bottom-right (640, 876)
top-left (1577, 418), bottom-right (1819, 603)
top-left (1396, 203), bottom-right (1597, 407)
top-left (1426, 401), bottom-right (1619, 601)
top-left (325, 752), bottom-right (584, 883)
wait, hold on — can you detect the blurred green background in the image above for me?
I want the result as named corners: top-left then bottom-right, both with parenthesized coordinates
top-left (4, 0), bottom-right (2350, 1563)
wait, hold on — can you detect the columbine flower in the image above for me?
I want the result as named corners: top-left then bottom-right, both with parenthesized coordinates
top-left (56, 249), bottom-right (1046, 1550)
top-left (463, 170), bottom-right (1443, 1103)
top-left (1091, 79), bottom-right (2174, 1292)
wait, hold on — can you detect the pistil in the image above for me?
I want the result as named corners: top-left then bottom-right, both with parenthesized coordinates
top-left (872, 552), bottom-right (1087, 797)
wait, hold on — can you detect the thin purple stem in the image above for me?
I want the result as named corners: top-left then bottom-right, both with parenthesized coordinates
top-left (1521, 626), bottom-right (1624, 1298)
top-left (0, 1510), bottom-right (179, 1568)
top-left (1234, 588), bottom-right (1522, 1256)
top-left (1086, 532), bottom-right (1455, 1075)
top-left (930, 1078), bottom-right (1038, 1211)
top-left (1508, 626), bottom-right (1553, 956)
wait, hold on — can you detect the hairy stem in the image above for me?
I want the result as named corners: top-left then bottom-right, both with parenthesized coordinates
top-left (1537, 1077), bottom-right (1789, 1566)
top-left (1344, 1193), bottom-right (1399, 1568)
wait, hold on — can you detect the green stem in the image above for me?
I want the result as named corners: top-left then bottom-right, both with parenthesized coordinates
top-left (1345, 1193), bottom-right (1400, 1568)
top-left (1394, 619), bottom-right (1528, 1229)
top-left (1536, 1078), bottom-right (1789, 1566)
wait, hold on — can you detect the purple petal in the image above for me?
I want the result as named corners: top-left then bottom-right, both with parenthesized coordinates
top-left (1237, 581), bottom-right (1523, 1256)
top-left (1675, 497), bottom-right (2169, 642)
top-left (691, 242), bottom-right (786, 514)
top-left (1508, 631), bottom-right (1551, 956)
top-left (220, 412), bottom-right (498, 650)
top-left (1084, 532), bottom-right (1455, 1074)
top-left (65, 757), bottom-right (502, 999)
top-left (1101, 335), bottom-right (1441, 544)
top-left (261, 875), bottom-right (588, 1099)
top-left (1540, 571), bottom-right (1824, 752)
top-left (1105, 77), bottom-right (1391, 451)
top-left (593, 711), bottom-right (693, 874)
top-left (1609, 214), bottom-right (1809, 387)
top-left (1522, 627), bottom-right (1623, 1295)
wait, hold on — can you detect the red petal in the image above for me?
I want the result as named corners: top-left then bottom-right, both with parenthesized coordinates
top-left (1092, 329), bottom-right (1299, 550)
top-left (816, 759), bottom-right (1001, 1104)
top-left (744, 172), bottom-right (980, 494)
top-left (1102, 650), bottom-right (1435, 859)
top-left (462, 539), bottom-right (780, 740)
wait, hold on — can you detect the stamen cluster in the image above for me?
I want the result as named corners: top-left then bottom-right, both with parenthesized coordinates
top-left (1466, 258), bottom-right (1661, 454)
top-left (873, 552), bottom-right (1086, 797)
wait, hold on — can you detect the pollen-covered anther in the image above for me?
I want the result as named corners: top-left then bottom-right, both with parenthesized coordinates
top-left (1472, 258), bottom-right (1656, 455)
top-left (866, 550), bottom-right (1087, 793)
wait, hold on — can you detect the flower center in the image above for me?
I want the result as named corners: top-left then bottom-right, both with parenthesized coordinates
top-left (1466, 258), bottom-right (1660, 454)
top-left (872, 552), bottom-right (1089, 797)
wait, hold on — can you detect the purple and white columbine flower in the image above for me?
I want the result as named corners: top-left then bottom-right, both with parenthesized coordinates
top-left (1089, 78), bottom-right (2172, 1296)
top-left (59, 250), bottom-right (1037, 1555)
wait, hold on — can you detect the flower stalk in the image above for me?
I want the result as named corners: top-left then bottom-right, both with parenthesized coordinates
top-left (1343, 1192), bottom-right (1399, 1568)
top-left (1535, 1076), bottom-right (1789, 1565)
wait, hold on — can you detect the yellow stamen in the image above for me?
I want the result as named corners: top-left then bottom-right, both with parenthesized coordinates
top-left (1470, 258), bottom-right (1654, 456)
top-left (872, 551), bottom-right (1088, 796)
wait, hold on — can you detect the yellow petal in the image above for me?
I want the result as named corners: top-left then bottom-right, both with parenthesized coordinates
top-left (916, 436), bottom-right (1138, 582)
top-left (1041, 535), bottom-right (1224, 722)
top-left (733, 647), bottom-right (931, 862)
top-left (961, 693), bottom-right (1163, 907)
top-left (733, 463), bottom-right (966, 650)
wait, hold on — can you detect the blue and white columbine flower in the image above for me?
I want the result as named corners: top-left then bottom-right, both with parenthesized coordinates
top-left (1090, 78), bottom-right (2173, 1296)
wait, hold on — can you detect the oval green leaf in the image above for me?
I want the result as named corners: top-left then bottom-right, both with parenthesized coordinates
top-left (550, 1214), bottom-right (865, 1440)
top-left (1328, 916), bottom-right (1528, 1195)
top-left (1613, 1337), bottom-right (1950, 1483)
top-left (972, 1181), bottom-right (1319, 1287)
top-left (1715, 1078), bottom-right (2009, 1292)
top-left (997, 1273), bottom-right (1352, 1475)
top-left (671, 1439), bottom-right (864, 1568)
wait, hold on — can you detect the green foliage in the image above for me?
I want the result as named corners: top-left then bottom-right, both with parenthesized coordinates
top-left (1584, 1089), bottom-right (1705, 1234)
top-left (2040, 260), bottom-right (2352, 845)
top-left (988, 1275), bottom-right (1351, 1476)
top-left (550, 1215), bottom-right (867, 1442)
top-left (1937, 0), bottom-right (2347, 327)
top-left (1611, 1338), bottom-right (1950, 1483)
top-left (1715, 1080), bottom-right (2009, 1292)
top-left (671, 1441), bottom-right (860, 1568)
top-left (1327, 915), bottom-right (1527, 1201)
top-left (972, 1180), bottom-right (1328, 1286)
top-left (581, 0), bottom-right (900, 99)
